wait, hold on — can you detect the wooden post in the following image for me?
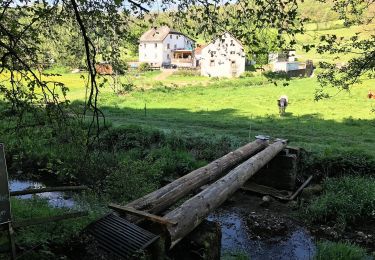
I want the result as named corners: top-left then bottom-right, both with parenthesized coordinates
top-left (7, 223), bottom-right (16, 260)
top-left (163, 140), bottom-right (287, 247)
top-left (125, 139), bottom-right (268, 216)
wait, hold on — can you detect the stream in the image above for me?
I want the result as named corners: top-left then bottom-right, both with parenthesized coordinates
top-left (9, 179), bottom-right (76, 208)
top-left (208, 206), bottom-right (316, 259)
top-left (10, 179), bottom-right (316, 259)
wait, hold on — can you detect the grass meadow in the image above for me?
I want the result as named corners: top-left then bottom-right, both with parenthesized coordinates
top-left (42, 70), bottom-right (375, 159)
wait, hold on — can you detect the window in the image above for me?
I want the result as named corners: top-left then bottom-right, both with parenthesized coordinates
top-left (144, 53), bottom-right (147, 58)
top-left (155, 43), bottom-right (158, 48)
top-left (170, 35), bottom-right (172, 39)
top-left (167, 54), bottom-right (170, 59)
top-left (174, 44), bottom-right (177, 49)
top-left (177, 35), bottom-right (179, 39)
top-left (167, 43), bottom-right (170, 49)
top-left (144, 43), bottom-right (146, 48)
top-left (210, 60), bottom-right (215, 67)
top-left (230, 51), bottom-right (235, 54)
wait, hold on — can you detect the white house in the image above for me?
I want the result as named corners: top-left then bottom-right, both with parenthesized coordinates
top-left (269, 49), bottom-right (297, 64)
top-left (139, 26), bottom-right (195, 67)
top-left (200, 32), bottom-right (246, 77)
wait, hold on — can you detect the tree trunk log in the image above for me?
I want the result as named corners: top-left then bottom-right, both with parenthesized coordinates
top-left (163, 140), bottom-right (287, 247)
top-left (126, 139), bottom-right (268, 215)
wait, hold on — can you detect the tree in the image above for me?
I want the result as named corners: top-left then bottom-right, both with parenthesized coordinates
top-left (0, 0), bottom-right (306, 138)
top-left (309, 0), bottom-right (375, 100)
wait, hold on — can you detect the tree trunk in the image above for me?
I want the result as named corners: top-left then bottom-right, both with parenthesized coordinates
top-left (163, 140), bottom-right (287, 247)
top-left (126, 139), bottom-right (268, 215)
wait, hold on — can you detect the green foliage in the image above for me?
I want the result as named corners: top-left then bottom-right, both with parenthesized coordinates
top-left (117, 82), bottom-right (134, 94)
top-left (303, 176), bottom-right (375, 228)
top-left (138, 62), bottom-right (151, 72)
top-left (9, 197), bottom-right (103, 249)
top-left (314, 241), bottom-right (368, 260)
top-left (43, 66), bottom-right (72, 74)
top-left (222, 251), bottom-right (250, 260)
top-left (240, 71), bottom-right (255, 78)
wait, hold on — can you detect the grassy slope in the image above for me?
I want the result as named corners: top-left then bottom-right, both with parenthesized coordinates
top-left (52, 72), bottom-right (375, 159)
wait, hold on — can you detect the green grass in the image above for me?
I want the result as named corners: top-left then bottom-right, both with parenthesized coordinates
top-left (314, 241), bottom-right (369, 260)
top-left (295, 21), bottom-right (375, 63)
top-left (90, 75), bottom-right (375, 159)
top-left (304, 176), bottom-right (375, 228)
top-left (2, 70), bottom-right (375, 159)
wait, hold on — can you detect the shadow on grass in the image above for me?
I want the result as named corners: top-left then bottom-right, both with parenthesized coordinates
top-left (68, 100), bottom-right (375, 160)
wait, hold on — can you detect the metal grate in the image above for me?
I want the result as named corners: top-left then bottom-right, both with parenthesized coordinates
top-left (86, 213), bottom-right (159, 259)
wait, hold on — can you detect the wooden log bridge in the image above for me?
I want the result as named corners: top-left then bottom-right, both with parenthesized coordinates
top-left (125, 139), bottom-right (268, 215)
top-left (163, 140), bottom-right (287, 247)
top-left (109, 138), bottom-right (288, 253)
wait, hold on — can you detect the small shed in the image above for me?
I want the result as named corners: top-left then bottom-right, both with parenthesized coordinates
top-left (200, 32), bottom-right (246, 78)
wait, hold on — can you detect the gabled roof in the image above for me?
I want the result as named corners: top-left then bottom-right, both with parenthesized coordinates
top-left (139, 26), bottom-right (195, 43)
top-left (202, 32), bottom-right (244, 51)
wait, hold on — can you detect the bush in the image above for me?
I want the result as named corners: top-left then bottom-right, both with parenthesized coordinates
top-left (117, 82), bottom-right (134, 94)
top-left (303, 176), bottom-right (375, 228)
top-left (113, 59), bottom-right (129, 74)
top-left (314, 241), bottom-right (368, 260)
top-left (239, 71), bottom-right (254, 78)
top-left (138, 62), bottom-right (151, 72)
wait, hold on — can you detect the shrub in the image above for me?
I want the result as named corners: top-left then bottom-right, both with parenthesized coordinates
top-left (239, 71), bottom-right (254, 78)
top-left (117, 82), bottom-right (134, 94)
top-left (138, 62), bottom-right (151, 72)
top-left (314, 241), bottom-right (368, 260)
top-left (303, 176), bottom-right (375, 228)
top-left (113, 59), bottom-right (129, 74)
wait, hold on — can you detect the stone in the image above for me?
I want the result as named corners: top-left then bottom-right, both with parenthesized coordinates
top-left (260, 195), bottom-right (272, 207)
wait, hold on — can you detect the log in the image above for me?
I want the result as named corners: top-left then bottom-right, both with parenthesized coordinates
top-left (163, 140), bottom-right (287, 247)
top-left (10, 186), bottom-right (87, 196)
top-left (126, 139), bottom-right (268, 215)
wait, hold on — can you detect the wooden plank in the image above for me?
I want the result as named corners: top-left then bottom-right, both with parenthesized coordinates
top-left (13, 211), bottom-right (88, 228)
top-left (289, 175), bottom-right (313, 200)
top-left (108, 203), bottom-right (177, 226)
top-left (10, 186), bottom-right (87, 196)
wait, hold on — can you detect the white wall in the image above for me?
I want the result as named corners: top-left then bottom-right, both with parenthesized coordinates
top-left (139, 42), bottom-right (164, 66)
top-left (273, 61), bottom-right (300, 72)
top-left (139, 34), bottom-right (195, 66)
top-left (200, 33), bottom-right (245, 78)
